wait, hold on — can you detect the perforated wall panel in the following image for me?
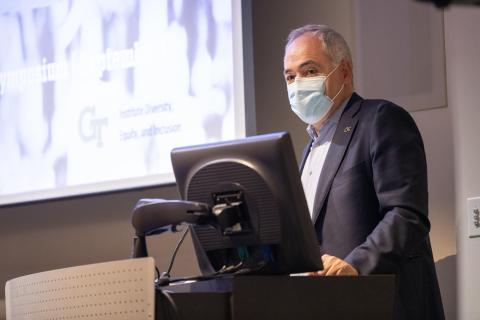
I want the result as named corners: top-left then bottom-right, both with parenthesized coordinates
top-left (5, 258), bottom-right (155, 320)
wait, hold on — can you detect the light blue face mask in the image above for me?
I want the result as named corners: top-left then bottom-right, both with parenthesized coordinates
top-left (287, 64), bottom-right (343, 125)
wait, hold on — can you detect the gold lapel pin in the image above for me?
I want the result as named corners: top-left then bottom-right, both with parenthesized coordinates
top-left (344, 126), bottom-right (351, 133)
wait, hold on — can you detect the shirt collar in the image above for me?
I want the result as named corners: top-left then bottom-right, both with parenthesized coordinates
top-left (306, 95), bottom-right (351, 142)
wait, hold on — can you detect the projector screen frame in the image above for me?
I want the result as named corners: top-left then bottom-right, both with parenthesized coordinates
top-left (0, 0), bottom-right (256, 207)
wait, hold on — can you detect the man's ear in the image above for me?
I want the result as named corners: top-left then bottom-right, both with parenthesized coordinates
top-left (340, 59), bottom-right (353, 84)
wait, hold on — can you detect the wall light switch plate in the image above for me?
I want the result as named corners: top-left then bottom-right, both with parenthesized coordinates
top-left (467, 197), bottom-right (480, 238)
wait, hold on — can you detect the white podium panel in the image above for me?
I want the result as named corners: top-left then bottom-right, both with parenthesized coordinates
top-left (5, 258), bottom-right (155, 320)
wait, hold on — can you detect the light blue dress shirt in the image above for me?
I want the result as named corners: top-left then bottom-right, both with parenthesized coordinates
top-left (301, 96), bottom-right (350, 219)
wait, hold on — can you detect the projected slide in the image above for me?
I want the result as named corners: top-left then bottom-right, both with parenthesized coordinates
top-left (0, 0), bottom-right (245, 205)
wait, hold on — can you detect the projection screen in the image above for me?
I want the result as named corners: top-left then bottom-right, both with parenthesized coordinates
top-left (0, 0), bottom-right (247, 206)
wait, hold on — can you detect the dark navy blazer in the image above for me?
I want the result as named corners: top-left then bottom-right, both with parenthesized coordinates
top-left (300, 93), bottom-right (444, 320)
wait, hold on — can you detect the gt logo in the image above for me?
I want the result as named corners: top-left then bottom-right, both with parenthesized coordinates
top-left (78, 106), bottom-right (108, 147)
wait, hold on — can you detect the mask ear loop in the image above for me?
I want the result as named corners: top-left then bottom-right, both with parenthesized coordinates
top-left (325, 62), bottom-right (344, 102)
top-left (331, 83), bottom-right (345, 102)
top-left (325, 63), bottom-right (341, 78)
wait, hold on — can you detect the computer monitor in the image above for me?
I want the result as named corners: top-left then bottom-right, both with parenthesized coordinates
top-left (171, 132), bottom-right (322, 275)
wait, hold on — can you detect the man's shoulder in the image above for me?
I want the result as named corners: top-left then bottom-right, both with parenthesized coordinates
top-left (355, 94), bottom-right (406, 113)
top-left (352, 94), bottom-right (421, 145)
top-left (353, 94), bottom-right (412, 122)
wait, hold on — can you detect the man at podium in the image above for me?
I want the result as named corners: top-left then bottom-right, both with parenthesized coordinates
top-left (283, 24), bottom-right (444, 319)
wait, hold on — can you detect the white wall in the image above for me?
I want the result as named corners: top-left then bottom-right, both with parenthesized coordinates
top-left (411, 107), bottom-right (457, 320)
top-left (412, 108), bottom-right (456, 260)
top-left (444, 6), bottom-right (480, 320)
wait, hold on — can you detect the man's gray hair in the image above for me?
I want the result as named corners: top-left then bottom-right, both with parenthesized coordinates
top-left (286, 24), bottom-right (353, 67)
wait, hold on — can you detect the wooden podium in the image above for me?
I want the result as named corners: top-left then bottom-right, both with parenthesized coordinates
top-left (161, 275), bottom-right (395, 320)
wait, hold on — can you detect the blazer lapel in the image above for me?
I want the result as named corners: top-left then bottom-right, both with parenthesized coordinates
top-left (299, 140), bottom-right (313, 172)
top-left (311, 94), bottom-right (363, 224)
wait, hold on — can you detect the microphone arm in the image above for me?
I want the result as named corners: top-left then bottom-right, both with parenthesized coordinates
top-left (131, 199), bottom-right (212, 258)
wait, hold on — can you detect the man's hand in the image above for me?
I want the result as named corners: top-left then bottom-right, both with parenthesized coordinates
top-left (314, 254), bottom-right (358, 276)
